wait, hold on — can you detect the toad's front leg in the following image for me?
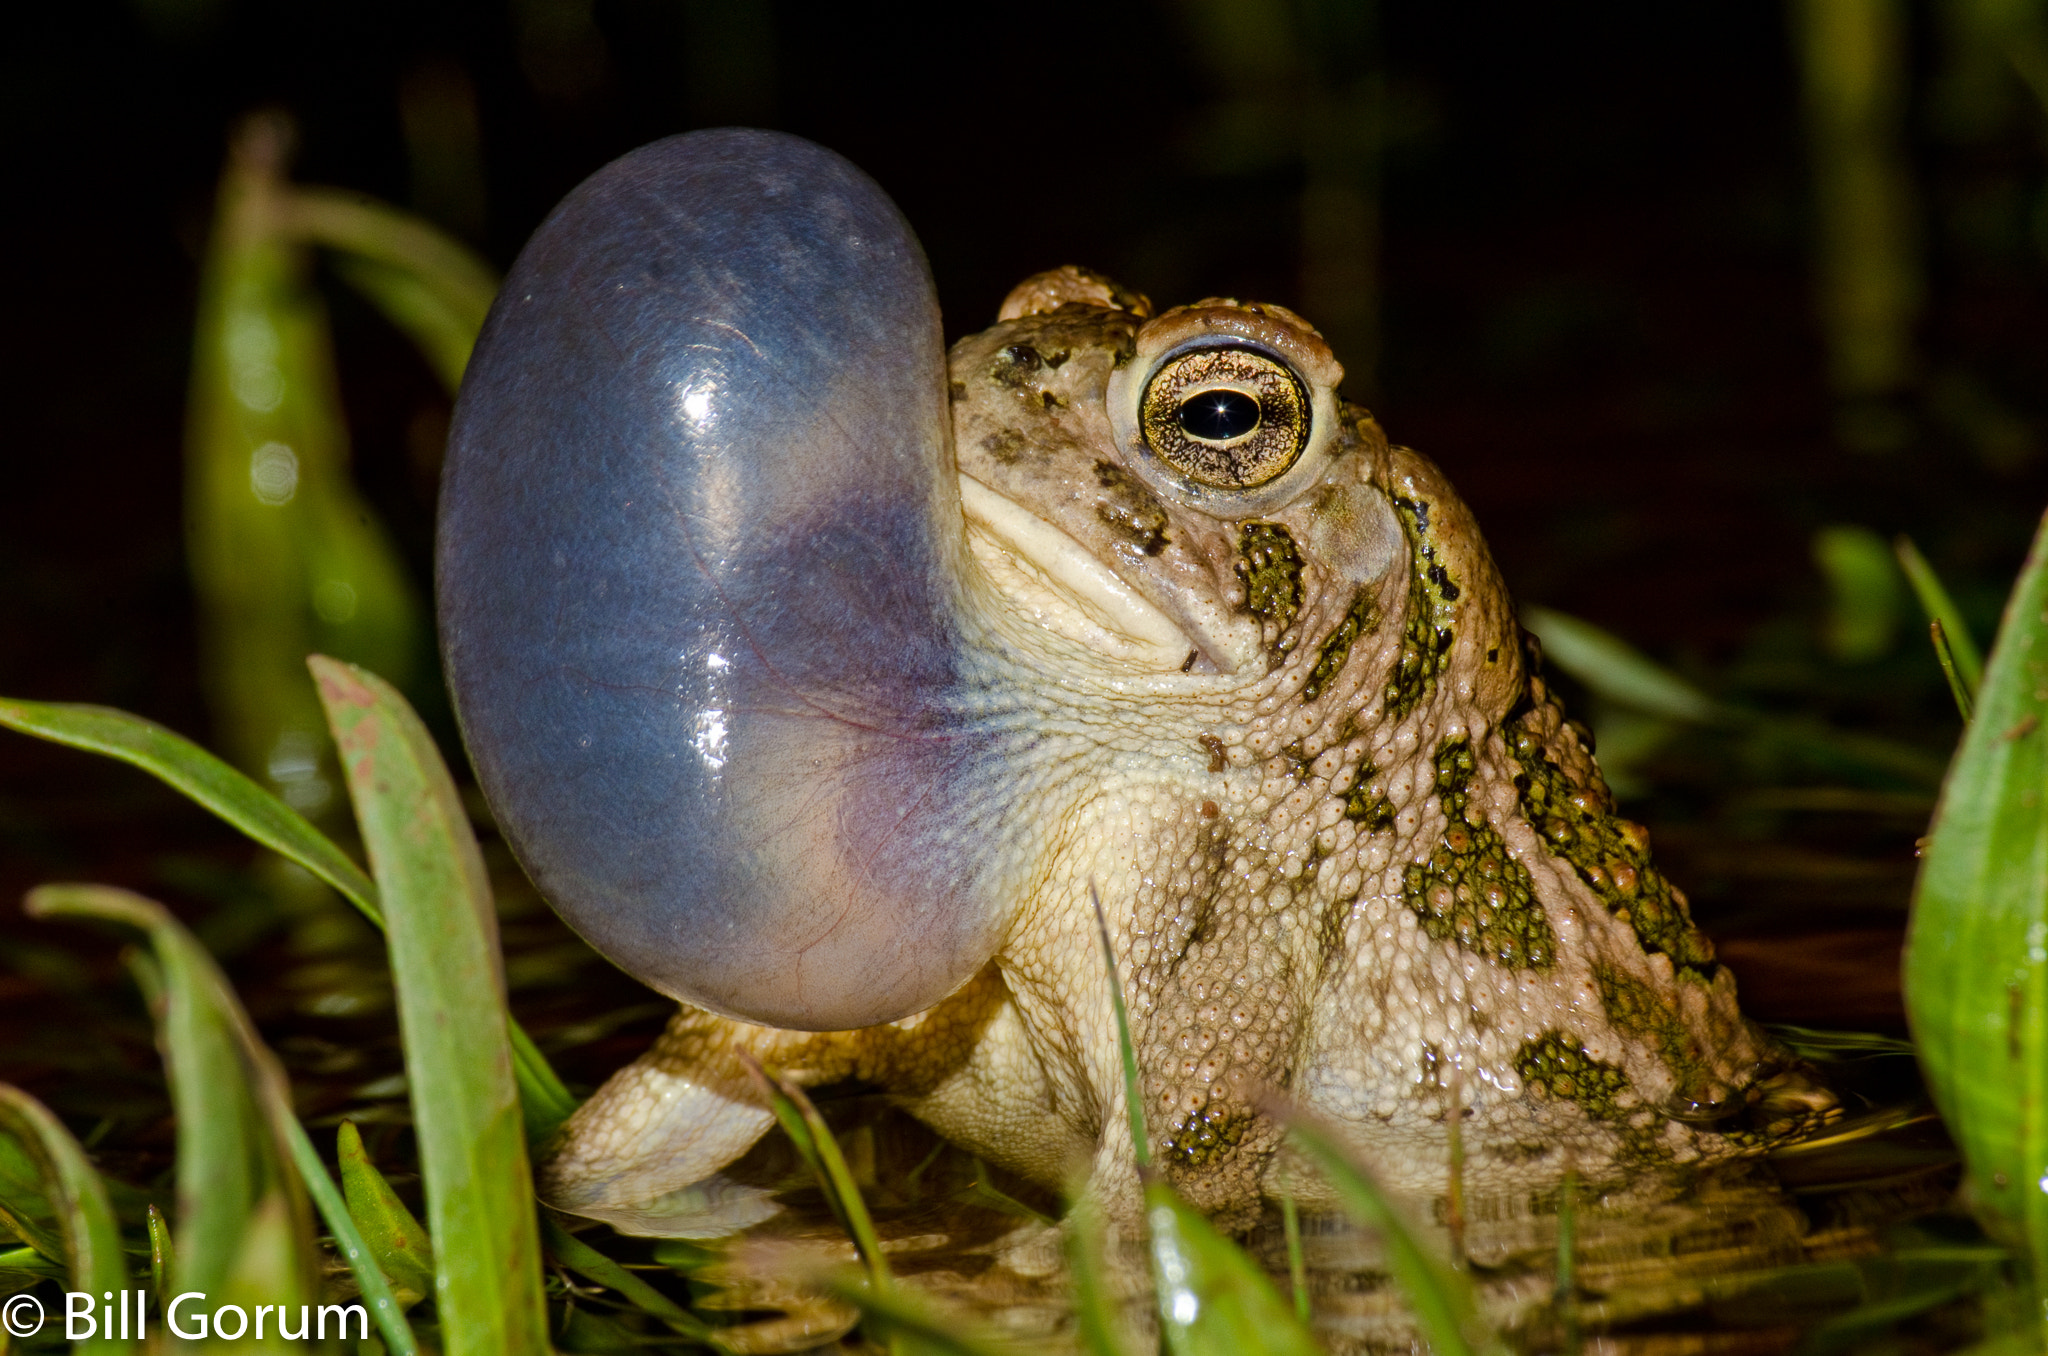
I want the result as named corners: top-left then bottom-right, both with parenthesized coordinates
top-left (542, 964), bottom-right (1042, 1234)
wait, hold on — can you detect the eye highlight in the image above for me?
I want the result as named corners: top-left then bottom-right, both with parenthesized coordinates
top-left (1140, 347), bottom-right (1309, 489)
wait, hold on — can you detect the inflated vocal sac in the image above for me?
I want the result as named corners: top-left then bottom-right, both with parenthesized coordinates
top-left (438, 130), bottom-right (1010, 1032)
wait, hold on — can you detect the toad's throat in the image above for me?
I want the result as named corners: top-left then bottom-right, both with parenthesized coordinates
top-left (960, 472), bottom-right (1226, 673)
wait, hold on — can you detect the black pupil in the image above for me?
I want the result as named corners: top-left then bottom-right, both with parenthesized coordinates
top-left (1177, 389), bottom-right (1261, 442)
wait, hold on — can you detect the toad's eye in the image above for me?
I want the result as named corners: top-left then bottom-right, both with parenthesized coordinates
top-left (1140, 346), bottom-right (1309, 488)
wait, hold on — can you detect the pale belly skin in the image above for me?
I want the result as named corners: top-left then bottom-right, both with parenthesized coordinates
top-left (536, 268), bottom-right (1833, 1236)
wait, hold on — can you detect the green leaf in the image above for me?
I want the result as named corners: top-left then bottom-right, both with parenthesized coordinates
top-left (1524, 606), bottom-right (1947, 788)
top-left (0, 1085), bottom-right (131, 1355)
top-left (1931, 620), bottom-right (1977, 722)
top-left (812, 1269), bottom-right (1027, 1356)
top-left (284, 187), bottom-right (497, 396)
top-left (540, 1216), bottom-right (719, 1343)
top-left (1277, 1107), bottom-right (1502, 1356)
top-left (282, 1120), bottom-right (418, 1355)
top-left (0, 1127), bottom-right (65, 1266)
top-left (0, 693), bottom-right (578, 1140)
top-left (1814, 525), bottom-right (1903, 663)
top-left (1896, 535), bottom-right (1985, 693)
top-left (24, 884), bottom-right (321, 1316)
top-left (1522, 606), bottom-right (1720, 725)
top-left (338, 1121), bottom-right (435, 1309)
top-left (0, 698), bottom-right (378, 922)
top-left (1145, 1178), bottom-right (1322, 1356)
top-left (1279, 1187), bottom-right (1309, 1324)
top-left (1905, 507), bottom-right (2048, 1314)
top-left (145, 1203), bottom-right (173, 1308)
top-left (740, 1054), bottom-right (891, 1296)
top-left (186, 114), bottom-right (424, 819)
top-left (1089, 885), bottom-right (1150, 1168)
top-left (311, 656), bottom-right (550, 1356)
top-left (330, 255), bottom-right (486, 396)
top-left (1062, 1185), bottom-right (1136, 1356)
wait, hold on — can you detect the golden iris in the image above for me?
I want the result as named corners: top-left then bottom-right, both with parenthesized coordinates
top-left (1139, 347), bottom-right (1309, 489)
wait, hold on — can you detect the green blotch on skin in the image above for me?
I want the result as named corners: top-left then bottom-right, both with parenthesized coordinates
top-left (1341, 763), bottom-right (1395, 830)
top-left (1504, 712), bottom-right (1715, 967)
top-left (1164, 1103), bottom-right (1252, 1169)
top-left (1236, 521), bottom-right (1303, 639)
top-left (1515, 1033), bottom-right (1631, 1121)
top-left (1594, 965), bottom-right (1723, 1111)
top-left (1386, 495), bottom-right (1459, 717)
top-left (1400, 738), bottom-right (1557, 969)
top-left (1304, 588), bottom-right (1378, 700)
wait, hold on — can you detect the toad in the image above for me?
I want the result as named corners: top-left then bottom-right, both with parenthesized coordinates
top-left (435, 131), bottom-right (1829, 1237)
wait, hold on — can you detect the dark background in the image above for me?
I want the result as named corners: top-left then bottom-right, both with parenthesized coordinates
top-left (3, 0), bottom-right (2044, 1031)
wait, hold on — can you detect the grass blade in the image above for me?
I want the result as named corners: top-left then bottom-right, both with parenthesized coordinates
top-left (1905, 507), bottom-right (2048, 1326)
top-left (1930, 620), bottom-right (1976, 722)
top-left (1274, 1104), bottom-right (1501, 1356)
top-left (1063, 1184), bottom-right (1136, 1356)
top-left (1087, 887), bottom-right (1317, 1355)
top-left (1144, 1179), bottom-right (1322, 1356)
top-left (24, 884), bottom-right (321, 1315)
top-left (1524, 606), bottom-right (1946, 788)
top-left (312, 656), bottom-right (550, 1356)
top-left (812, 1270), bottom-right (1026, 1356)
top-left (1280, 1188), bottom-right (1310, 1324)
top-left (145, 1203), bottom-right (173, 1308)
top-left (1896, 535), bottom-right (1985, 693)
top-left (540, 1215), bottom-right (719, 1342)
top-left (0, 698), bottom-right (378, 921)
top-left (1521, 607), bottom-right (1720, 724)
top-left (187, 114), bottom-right (423, 816)
top-left (1088, 885), bottom-right (1149, 1168)
top-left (284, 188), bottom-right (497, 396)
top-left (0, 1085), bottom-right (131, 1355)
top-left (737, 1053), bottom-right (891, 1294)
top-left (337, 1121), bottom-right (434, 1310)
top-left (0, 694), bottom-right (578, 1140)
top-left (1555, 1171), bottom-right (1579, 1356)
top-left (285, 1119), bottom-right (418, 1355)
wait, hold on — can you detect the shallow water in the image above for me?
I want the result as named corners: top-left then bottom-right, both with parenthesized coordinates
top-left (605, 1074), bottom-right (1980, 1355)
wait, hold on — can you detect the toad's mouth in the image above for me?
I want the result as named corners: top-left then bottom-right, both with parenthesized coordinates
top-left (959, 472), bottom-right (1223, 673)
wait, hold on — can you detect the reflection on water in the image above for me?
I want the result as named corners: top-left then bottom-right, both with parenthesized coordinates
top-left (594, 1081), bottom-right (1977, 1355)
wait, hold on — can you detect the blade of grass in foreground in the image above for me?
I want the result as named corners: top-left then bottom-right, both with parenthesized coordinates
top-left (0, 694), bottom-right (578, 1141)
top-left (0, 698), bottom-right (377, 920)
top-left (338, 1121), bottom-right (435, 1310)
top-left (1144, 1179), bottom-right (1322, 1356)
top-left (0, 1085), bottom-right (131, 1356)
top-left (1088, 888), bottom-right (1320, 1356)
top-left (26, 884), bottom-right (320, 1314)
top-left (812, 1270), bottom-right (1025, 1356)
top-left (1904, 507), bottom-right (2048, 1330)
top-left (739, 1053), bottom-right (891, 1296)
top-left (281, 1119), bottom-right (419, 1355)
top-left (28, 886), bottom-right (419, 1353)
top-left (540, 1216), bottom-right (721, 1343)
top-left (37, 884), bottom-right (417, 1354)
top-left (313, 656), bottom-right (550, 1356)
top-left (1274, 1104), bottom-right (1501, 1356)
